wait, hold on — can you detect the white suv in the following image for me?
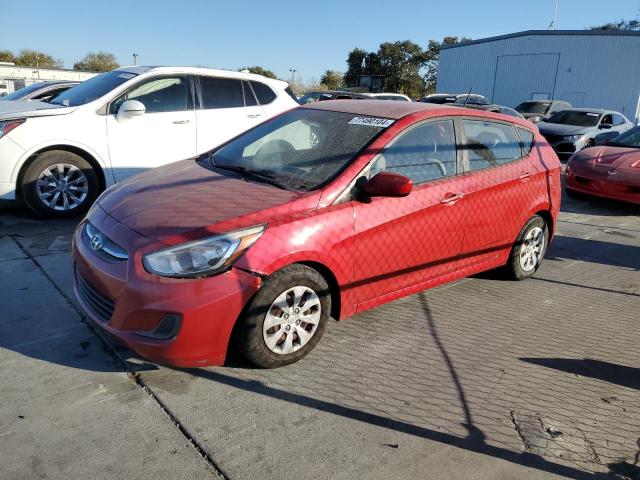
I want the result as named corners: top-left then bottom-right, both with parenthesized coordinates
top-left (0, 66), bottom-right (298, 217)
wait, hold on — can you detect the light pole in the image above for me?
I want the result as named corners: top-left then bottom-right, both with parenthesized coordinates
top-left (289, 68), bottom-right (297, 85)
top-left (133, 53), bottom-right (139, 66)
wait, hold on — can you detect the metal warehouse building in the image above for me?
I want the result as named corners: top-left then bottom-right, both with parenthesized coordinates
top-left (437, 30), bottom-right (640, 122)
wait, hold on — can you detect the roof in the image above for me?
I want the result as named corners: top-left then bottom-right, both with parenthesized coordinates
top-left (116, 65), bottom-right (289, 86)
top-left (441, 29), bottom-right (640, 50)
top-left (562, 108), bottom-right (612, 114)
top-left (301, 99), bottom-right (449, 119)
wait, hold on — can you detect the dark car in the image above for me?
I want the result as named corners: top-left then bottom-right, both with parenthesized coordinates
top-left (0, 81), bottom-right (80, 103)
top-left (452, 94), bottom-right (489, 106)
top-left (461, 104), bottom-right (525, 120)
top-left (420, 93), bottom-right (457, 104)
top-left (515, 100), bottom-right (572, 123)
top-left (298, 90), bottom-right (369, 104)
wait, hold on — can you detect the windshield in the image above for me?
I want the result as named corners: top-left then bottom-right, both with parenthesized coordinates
top-left (544, 111), bottom-right (601, 127)
top-left (49, 71), bottom-right (137, 107)
top-left (609, 126), bottom-right (640, 148)
top-left (516, 101), bottom-right (550, 114)
top-left (204, 108), bottom-right (390, 191)
top-left (1, 83), bottom-right (49, 101)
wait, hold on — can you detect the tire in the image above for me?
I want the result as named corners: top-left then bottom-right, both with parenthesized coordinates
top-left (505, 215), bottom-right (549, 281)
top-left (235, 264), bottom-right (331, 368)
top-left (21, 150), bottom-right (99, 218)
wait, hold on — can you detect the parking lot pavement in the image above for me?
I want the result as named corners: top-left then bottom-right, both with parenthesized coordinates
top-left (1, 191), bottom-right (639, 480)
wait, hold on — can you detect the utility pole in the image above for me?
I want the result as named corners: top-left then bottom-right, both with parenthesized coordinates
top-left (133, 53), bottom-right (139, 66)
top-left (549, 0), bottom-right (558, 30)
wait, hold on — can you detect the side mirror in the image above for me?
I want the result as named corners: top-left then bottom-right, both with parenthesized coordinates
top-left (362, 172), bottom-right (413, 198)
top-left (117, 99), bottom-right (145, 120)
top-left (599, 123), bottom-right (612, 130)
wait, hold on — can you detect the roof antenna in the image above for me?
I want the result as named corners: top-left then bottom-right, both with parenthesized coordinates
top-left (463, 87), bottom-right (473, 107)
top-left (549, 0), bottom-right (558, 30)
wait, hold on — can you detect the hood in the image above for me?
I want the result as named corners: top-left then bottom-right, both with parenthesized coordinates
top-left (0, 100), bottom-right (77, 120)
top-left (538, 122), bottom-right (590, 136)
top-left (570, 146), bottom-right (640, 182)
top-left (98, 159), bottom-right (313, 243)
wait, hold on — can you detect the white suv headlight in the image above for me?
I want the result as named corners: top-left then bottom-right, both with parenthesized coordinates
top-left (563, 134), bottom-right (584, 142)
top-left (143, 225), bottom-right (265, 278)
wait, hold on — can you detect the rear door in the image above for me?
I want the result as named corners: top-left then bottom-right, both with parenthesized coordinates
top-left (351, 119), bottom-right (468, 304)
top-left (457, 119), bottom-right (534, 269)
top-left (195, 76), bottom-right (264, 154)
top-left (106, 74), bottom-right (197, 182)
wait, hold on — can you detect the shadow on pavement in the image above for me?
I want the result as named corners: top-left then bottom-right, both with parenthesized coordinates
top-left (520, 358), bottom-right (640, 391)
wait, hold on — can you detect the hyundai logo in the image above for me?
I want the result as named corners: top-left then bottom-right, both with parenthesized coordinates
top-left (90, 233), bottom-right (104, 251)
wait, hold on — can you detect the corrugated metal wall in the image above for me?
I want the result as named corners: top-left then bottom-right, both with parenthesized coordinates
top-left (437, 33), bottom-right (640, 122)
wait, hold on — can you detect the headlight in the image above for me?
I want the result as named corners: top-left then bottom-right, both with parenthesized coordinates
top-left (0, 118), bottom-right (26, 139)
top-left (563, 134), bottom-right (583, 142)
top-left (529, 116), bottom-right (541, 123)
top-left (143, 225), bottom-right (265, 278)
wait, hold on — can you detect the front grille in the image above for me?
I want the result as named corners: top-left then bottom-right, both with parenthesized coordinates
top-left (75, 268), bottom-right (115, 323)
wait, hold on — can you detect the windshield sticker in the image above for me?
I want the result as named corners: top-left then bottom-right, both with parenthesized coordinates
top-left (348, 116), bottom-right (395, 128)
top-left (117, 73), bottom-right (135, 79)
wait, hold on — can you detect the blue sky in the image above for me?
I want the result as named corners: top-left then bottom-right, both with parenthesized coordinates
top-left (2, 0), bottom-right (638, 81)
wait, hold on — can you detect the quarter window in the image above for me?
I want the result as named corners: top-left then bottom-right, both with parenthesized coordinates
top-left (250, 81), bottom-right (277, 104)
top-left (200, 76), bottom-right (244, 109)
top-left (242, 81), bottom-right (258, 106)
top-left (370, 120), bottom-right (457, 185)
top-left (612, 114), bottom-right (626, 126)
top-left (462, 120), bottom-right (522, 171)
top-left (111, 76), bottom-right (189, 114)
top-left (517, 127), bottom-right (535, 155)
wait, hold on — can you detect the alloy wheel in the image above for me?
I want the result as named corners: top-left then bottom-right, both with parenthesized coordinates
top-left (263, 286), bottom-right (321, 355)
top-left (36, 163), bottom-right (89, 211)
top-left (519, 226), bottom-right (545, 272)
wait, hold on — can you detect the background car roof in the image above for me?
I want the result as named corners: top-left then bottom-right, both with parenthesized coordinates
top-left (562, 108), bottom-right (612, 114)
top-left (301, 99), bottom-right (444, 119)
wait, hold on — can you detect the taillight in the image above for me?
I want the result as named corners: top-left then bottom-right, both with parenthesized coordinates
top-left (0, 118), bottom-right (26, 139)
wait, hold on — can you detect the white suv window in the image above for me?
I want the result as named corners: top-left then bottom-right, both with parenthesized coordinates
top-left (111, 76), bottom-right (190, 114)
top-left (200, 76), bottom-right (244, 109)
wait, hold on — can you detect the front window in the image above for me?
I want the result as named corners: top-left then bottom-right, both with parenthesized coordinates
top-left (50, 71), bottom-right (138, 107)
top-left (202, 108), bottom-right (390, 191)
top-left (545, 111), bottom-right (601, 127)
top-left (110, 76), bottom-right (189, 114)
top-left (609, 126), bottom-right (640, 148)
top-left (516, 102), bottom-right (550, 114)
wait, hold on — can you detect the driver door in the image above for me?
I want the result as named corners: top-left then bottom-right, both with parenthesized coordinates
top-left (351, 119), bottom-right (468, 305)
top-left (106, 75), bottom-right (197, 182)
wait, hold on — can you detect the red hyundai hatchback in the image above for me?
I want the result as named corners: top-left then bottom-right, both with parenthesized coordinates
top-left (72, 101), bottom-right (561, 368)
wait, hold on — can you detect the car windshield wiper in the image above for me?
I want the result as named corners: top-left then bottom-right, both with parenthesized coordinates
top-left (212, 164), bottom-right (291, 190)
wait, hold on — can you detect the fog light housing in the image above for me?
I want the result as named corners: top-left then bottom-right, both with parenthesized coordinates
top-left (133, 314), bottom-right (182, 340)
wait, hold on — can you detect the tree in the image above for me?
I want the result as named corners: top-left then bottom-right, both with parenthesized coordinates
top-left (240, 66), bottom-right (277, 79)
top-left (74, 52), bottom-right (120, 72)
top-left (0, 50), bottom-right (15, 63)
top-left (320, 70), bottom-right (344, 90)
top-left (376, 40), bottom-right (428, 98)
top-left (590, 16), bottom-right (639, 31)
top-left (15, 49), bottom-right (62, 69)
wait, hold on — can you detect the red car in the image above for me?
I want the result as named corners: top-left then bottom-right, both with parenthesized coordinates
top-left (566, 126), bottom-right (640, 204)
top-left (72, 101), bottom-right (561, 368)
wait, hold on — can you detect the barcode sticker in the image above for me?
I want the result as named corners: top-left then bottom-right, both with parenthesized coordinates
top-left (348, 116), bottom-right (395, 128)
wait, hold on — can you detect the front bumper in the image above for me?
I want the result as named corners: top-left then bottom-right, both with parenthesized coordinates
top-left (0, 136), bottom-right (27, 200)
top-left (72, 209), bottom-right (262, 367)
top-left (565, 168), bottom-right (640, 205)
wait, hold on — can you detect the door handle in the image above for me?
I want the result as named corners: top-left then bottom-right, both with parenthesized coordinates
top-left (247, 114), bottom-right (262, 118)
top-left (172, 119), bottom-right (191, 124)
top-left (440, 192), bottom-right (464, 204)
top-left (519, 171), bottom-right (532, 180)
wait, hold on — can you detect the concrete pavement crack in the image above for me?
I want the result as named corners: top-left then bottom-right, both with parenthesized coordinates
top-left (10, 235), bottom-right (229, 480)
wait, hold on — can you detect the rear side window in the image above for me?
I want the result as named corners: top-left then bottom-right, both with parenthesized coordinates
top-left (371, 120), bottom-right (457, 185)
top-left (462, 120), bottom-right (522, 171)
top-left (242, 81), bottom-right (257, 106)
top-left (250, 81), bottom-right (277, 104)
top-left (612, 114), bottom-right (626, 126)
top-left (200, 76), bottom-right (244, 109)
top-left (517, 127), bottom-right (535, 155)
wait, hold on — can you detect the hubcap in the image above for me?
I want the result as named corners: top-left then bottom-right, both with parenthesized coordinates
top-left (36, 163), bottom-right (89, 211)
top-left (519, 226), bottom-right (545, 272)
top-left (263, 285), bottom-right (321, 355)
